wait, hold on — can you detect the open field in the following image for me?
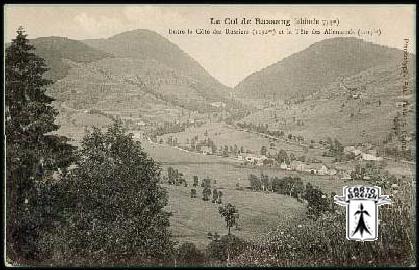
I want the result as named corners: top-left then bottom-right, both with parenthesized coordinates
top-left (141, 140), bottom-right (374, 249)
top-left (139, 138), bottom-right (367, 194)
top-left (154, 122), bottom-right (335, 164)
top-left (56, 121), bottom-right (413, 252)
top-left (158, 122), bottom-right (304, 154)
top-left (165, 184), bottom-right (306, 250)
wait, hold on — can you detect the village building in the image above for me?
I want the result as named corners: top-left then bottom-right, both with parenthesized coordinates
top-left (280, 161), bottom-right (288, 170)
top-left (201, 145), bottom-right (213, 155)
top-left (344, 145), bottom-right (356, 153)
top-left (366, 149), bottom-right (378, 156)
top-left (243, 154), bottom-right (268, 165)
top-left (352, 149), bottom-right (363, 157)
top-left (340, 171), bottom-right (352, 180)
top-left (210, 101), bottom-right (227, 108)
top-left (318, 165), bottom-right (329, 176)
top-left (290, 160), bottom-right (305, 172)
top-left (361, 153), bottom-right (383, 161)
top-left (352, 93), bottom-right (362, 99)
top-left (136, 120), bottom-right (146, 127)
top-left (396, 101), bottom-right (408, 108)
top-left (305, 164), bottom-right (328, 175)
top-left (397, 94), bottom-right (413, 100)
top-left (256, 156), bottom-right (269, 166)
top-left (328, 168), bottom-right (337, 176)
top-left (307, 167), bottom-right (317, 175)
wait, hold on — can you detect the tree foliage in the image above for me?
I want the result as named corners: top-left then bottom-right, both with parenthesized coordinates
top-left (176, 242), bottom-right (205, 265)
top-left (43, 123), bottom-right (174, 265)
top-left (5, 27), bottom-right (75, 263)
top-left (206, 235), bottom-right (247, 262)
top-left (218, 203), bottom-right (239, 235)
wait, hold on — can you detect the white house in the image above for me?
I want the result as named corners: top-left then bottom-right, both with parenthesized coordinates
top-left (352, 149), bottom-right (363, 157)
top-left (244, 154), bottom-right (257, 163)
top-left (280, 161), bottom-right (288, 170)
top-left (341, 171), bottom-right (352, 180)
top-left (318, 165), bottom-right (329, 176)
top-left (210, 101), bottom-right (227, 108)
top-left (328, 168), bottom-right (337, 176)
top-left (396, 101), bottom-right (408, 108)
top-left (244, 154), bottom-right (267, 165)
top-left (256, 156), bottom-right (269, 166)
top-left (201, 145), bottom-right (213, 155)
top-left (136, 120), bottom-right (146, 126)
top-left (361, 153), bottom-right (383, 161)
top-left (290, 161), bottom-right (305, 172)
top-left (344, 145), bottom-right (356, 153)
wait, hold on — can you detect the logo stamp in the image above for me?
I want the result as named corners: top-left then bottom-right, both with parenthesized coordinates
top-left (334, 186), bottom-right (391, 241)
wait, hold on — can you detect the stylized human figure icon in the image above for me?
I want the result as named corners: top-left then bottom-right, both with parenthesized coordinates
top-left (352, 203), bottom-right (371, 237)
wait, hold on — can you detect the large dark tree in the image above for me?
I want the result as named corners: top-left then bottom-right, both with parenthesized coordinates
top-left (44, 123), bottom-right (174, 265)
top-left (5, 27), bottom-right (75, 262)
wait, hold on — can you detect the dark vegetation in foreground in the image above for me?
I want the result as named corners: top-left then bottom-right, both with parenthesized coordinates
top-left (5, 27), bottom-right (415, 267)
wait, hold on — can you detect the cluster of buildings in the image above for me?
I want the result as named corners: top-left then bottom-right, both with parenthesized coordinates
top-left (279, 160), bottom-right (338, 176)
top-left (237, 153), bottom-right (269, 165)
top-left (237, 153), bottom-right (339, 176)
top-left (343, 145), bottom-right (383, 161)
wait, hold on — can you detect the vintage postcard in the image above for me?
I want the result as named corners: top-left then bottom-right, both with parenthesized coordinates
top-left (3, 4), bottom-right (416, 267)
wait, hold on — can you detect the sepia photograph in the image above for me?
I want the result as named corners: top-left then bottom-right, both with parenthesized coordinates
top-left (3, 4), bottom-right (416, 267)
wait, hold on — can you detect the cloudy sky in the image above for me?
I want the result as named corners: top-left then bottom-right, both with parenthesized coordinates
top-left (4, 5), bottom-right (416, 87)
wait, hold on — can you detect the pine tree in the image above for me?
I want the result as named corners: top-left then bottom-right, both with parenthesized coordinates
top-left (6, 27), bottom-right (75, 262)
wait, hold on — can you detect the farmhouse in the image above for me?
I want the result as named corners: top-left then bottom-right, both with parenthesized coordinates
top-left (352, 149), bottom-right (363, 157)
top-left (136, 120), bottom-right (146, 126)
top-left (352, 93), bottom-right (361, 99)
top-left (361, 153), bottom-right (383, 161)
top-left (328, 168), bottom-right (337, 176)
top-left (201, 145), bottom-right (213, 155)
top-left (318, 165), bottom-right (329, 176)
top-left (243, 154), bottom-right (267, 165)
top-left (396, 101), bottom-right (408, 108)
top-left (290, 160), bottom-right (305, 172)
top-left (397, 94), bottom-right (413, 100)
top-left (280, 161), bottom-right (288, 170)
top-left (340, 171), bottom-right (352, 180)
top-left (344, 145), bottom-right (356, 153)
top-left (210, 101), bottom-right (227, 108)
top-left (306, 164), bottom-right (329, 175)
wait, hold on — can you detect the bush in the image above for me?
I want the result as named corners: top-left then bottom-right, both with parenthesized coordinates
top-left (176, 242), bottom-right (206, 265)
top-left (206, 235), bottom-right (247, 262)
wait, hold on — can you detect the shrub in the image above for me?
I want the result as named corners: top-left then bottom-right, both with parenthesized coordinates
top-left (176, 242), bottom-right (206, 265)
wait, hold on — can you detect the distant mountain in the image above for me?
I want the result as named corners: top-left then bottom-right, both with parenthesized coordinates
top-left (235, 37), bottom-right (409, 100)
top-left (235, 41), bottom-right (416, 145)
top-left (23, 30), bottom-right (239, 139)
top-left (83, 29), bottom-right (229, 100)
top-left (30, 37), bottom-right (111, 80)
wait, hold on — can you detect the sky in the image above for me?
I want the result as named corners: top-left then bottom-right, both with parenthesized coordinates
top-left (4, 5), bottom-right (416, 87)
